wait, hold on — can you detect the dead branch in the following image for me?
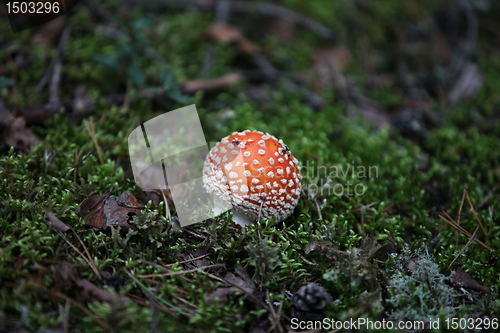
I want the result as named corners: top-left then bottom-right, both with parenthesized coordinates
top-left (127, 0), bottom-right (335, 40)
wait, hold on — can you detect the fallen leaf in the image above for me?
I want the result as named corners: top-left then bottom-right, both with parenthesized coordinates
top-left (3, 116), bottom-right (43, 154)
top-left (208, 22), bottom-right (258, 54)
top-left (75, 186), bottom-right (114, 229)
top-left (182, 73), bottom-right (242, 94)
top-left (77, 189), bottom-right (144, 229)
top-left (450, 267), bottom-right (489, 293)
top-left (228, 265), bottom-right (256, 295)
top-left (103, 193), bottom-right (143, 228)
top-left (207, 266), bottom-right (255, 305)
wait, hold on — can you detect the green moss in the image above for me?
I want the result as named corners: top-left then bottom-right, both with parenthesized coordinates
top-left (1, 0), bottom-right (499, 330)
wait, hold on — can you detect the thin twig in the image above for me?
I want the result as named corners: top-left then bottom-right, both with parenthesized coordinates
top-left (136, 264), bottom-right (225, 278)
top-left (36, 25), bottom-right (73, 94)
top-left (83, 119), bottom-right (104, 164)
top-left (266, 289), bottom-right (284, 333)
top-left (201, 270), bottom-right (269, 309)
top-left (48, 290), bottom-right (110, 330)
top-left (59, 148), bottom-right (96, 179)
top-left (446, 227), bottom-right (479, 273)
top-left (439, 213), bottom-right (491, 250)
top-left (465, 190), bottom-right (490, 241)
top-left (313, 198), bottom-right (323, 221)
top-left (129, 0), bottom-right (335, 40)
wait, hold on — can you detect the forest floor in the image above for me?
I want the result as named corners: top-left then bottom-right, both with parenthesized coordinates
top-left (1, 0), bottom-right (499, 332)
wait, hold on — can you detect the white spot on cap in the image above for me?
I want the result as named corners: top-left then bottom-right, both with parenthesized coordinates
top-left (268, 157), bottom-right (274, 165)
top-left (266, 182), bottom-right (272, 189)
top-left (243, 151), bottom-right (251, 158)
top-left (267, 171), bottom-right (274, 178)
top-left (258, 167), bottom-right (265, 173)
top-left (258, 149), bottom-right (266, 155)
top-left (278, 157), bottom-right (284, 163)
top-left (258, 140), bottom-right (266, 147)
top-left (240, 185), bottom-right (249, 193)
top-left (220, 147), bottom-right (227, 153)
top-left (288, 179), bottom-right (294, 187)
top-left (224, 163), bottom-right (233, 171)
top-left (228, 143), bottom-right (234, 149)
top-left (277, 168), bottom-right (283, 175)
top-left (232, 150), bottom-right (239, 155)
top-left (256, 185), bottom-right (264, 190)
top-left (280, 179), bottom-right (287, 185)
top-left (243, 170), bottom-right (251, 177)
top-left (222, 155), bottom-right (228, 163)
top-left (252, 178), bottom-right (260, 184)
top-left (253, 159), bottom-right (259, 165)
top-left (229, 172), bottom-right (238, 179)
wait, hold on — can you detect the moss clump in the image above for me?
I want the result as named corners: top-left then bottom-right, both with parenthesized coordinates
top-left (386, 249), bottom-right (463, 329)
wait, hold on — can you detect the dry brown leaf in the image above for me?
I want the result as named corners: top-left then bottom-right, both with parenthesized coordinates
top-left (76, 186), bottom-right (114, 229)
top-left (182, 73), bottom-right (242, 94)
top-left (76, 188), bottom-right (144, 229)
top-left (208, 22), bottom-right (258, 54)
top-left (3, 116), bottom-right (43, 154)
top-left (207, 266), bottom-right (255, 305)
top-left (450, 267), bottom-right (489, 293)
top-left (103, 193), bottom-right (143, 228)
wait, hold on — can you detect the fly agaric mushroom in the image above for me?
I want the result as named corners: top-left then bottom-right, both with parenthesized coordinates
top-left (203, 130), bottom-right (301, 226)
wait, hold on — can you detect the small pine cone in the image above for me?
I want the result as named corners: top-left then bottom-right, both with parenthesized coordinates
top-left (291, 282), bottom-right (333, 321)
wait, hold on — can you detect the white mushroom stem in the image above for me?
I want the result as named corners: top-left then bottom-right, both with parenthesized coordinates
top-left (231, 211), bottom-right (253, 226)
top-left (212, 196), bottom-right (253, 226)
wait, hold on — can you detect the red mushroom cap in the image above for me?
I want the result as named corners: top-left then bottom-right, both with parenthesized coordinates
top-left (203, 130), bottom-right (301, 225)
